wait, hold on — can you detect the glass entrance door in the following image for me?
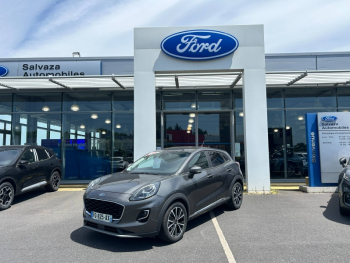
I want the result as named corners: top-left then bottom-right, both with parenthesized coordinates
top-left (163, 112), bottom-right (232, 156)
top-left (198, 113), bottom-right (231, 154)
top-left (164, 113), bottom-right (195, 148)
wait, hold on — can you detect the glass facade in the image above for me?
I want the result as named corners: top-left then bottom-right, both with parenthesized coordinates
top-left (157, 87), bottom-right (344, 181)
top-left (0, 91), bottom-right (134, 181)
top-left (1, 86), bottom-right (347, 181)
top-left (235, 88), bottom-right (340, 180)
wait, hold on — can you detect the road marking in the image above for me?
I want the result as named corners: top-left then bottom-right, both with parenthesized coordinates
top-left (210, 210), bottom-right (236, 263)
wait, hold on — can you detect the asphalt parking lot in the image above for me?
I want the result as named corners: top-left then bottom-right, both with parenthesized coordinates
top-left (0, 189), bottom-right (349, 263)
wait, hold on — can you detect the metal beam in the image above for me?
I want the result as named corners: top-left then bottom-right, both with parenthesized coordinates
top-left (287, 71), bottom-right (308, 86)
top-left (0, 82), bottom-right (17, 90)
top-left (230, 74), bottom-right (242, 89)
top-left (112, 76), bottom-right (125, 89)
top-left (49, 78), bottom-right (71, 89)
top-left (175, 75), bottom-right (179, 89)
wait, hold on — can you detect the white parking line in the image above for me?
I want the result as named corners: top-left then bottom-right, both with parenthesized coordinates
top-left (210, 210), bottom-right (236, 263)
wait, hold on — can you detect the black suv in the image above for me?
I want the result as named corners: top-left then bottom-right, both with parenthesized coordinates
top-left (0, 145), bottom-right (62, 210)
top-left (338, 157), bottom-right (350, 215)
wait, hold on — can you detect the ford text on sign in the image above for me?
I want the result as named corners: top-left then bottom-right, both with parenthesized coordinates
top-left (161, 30), bottom-right (239, 60)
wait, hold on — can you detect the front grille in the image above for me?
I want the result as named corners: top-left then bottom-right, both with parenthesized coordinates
top-left (84, 198), bottom-right (124, 220)
top-left (85, 221), bottom-right (98, 229)
top-left (104, 226), bottom-right (119, 234)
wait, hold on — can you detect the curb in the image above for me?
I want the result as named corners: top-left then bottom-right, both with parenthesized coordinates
top-left (299, 185), bottom-right (338, 193)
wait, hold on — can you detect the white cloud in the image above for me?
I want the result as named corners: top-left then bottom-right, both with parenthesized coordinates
top-left (0, 0), bottom-right (350, 58)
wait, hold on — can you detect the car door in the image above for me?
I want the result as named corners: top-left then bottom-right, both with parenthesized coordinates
top-left (208, 151), bottom-right (229, 199)
top-left (185, 151), bottom-right (217, 214)
top-left (35, 148), bottom-right (53, 182)
top-left (16, 148), bottom-right (42, 192)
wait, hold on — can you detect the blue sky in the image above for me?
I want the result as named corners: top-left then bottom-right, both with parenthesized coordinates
top-left (0, 0), bottom-right (349, 58)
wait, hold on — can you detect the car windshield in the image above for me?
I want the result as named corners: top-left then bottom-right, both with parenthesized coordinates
top-left (126, 151), bottom-right (191, 175)
top-left (0, 149), bottom-right (21, 166)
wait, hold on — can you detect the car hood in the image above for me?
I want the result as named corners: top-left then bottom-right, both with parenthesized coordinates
top-left (91, 172), bottom-right (169, 194)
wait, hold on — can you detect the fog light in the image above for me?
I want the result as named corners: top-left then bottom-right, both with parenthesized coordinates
top-left (137, 209), bottom-right (150, 222)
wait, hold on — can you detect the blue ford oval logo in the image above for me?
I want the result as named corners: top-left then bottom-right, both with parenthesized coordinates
top-left (99, 193), bottom-right (105, 196)
top-left (321, 115), bottom-right (337, 122)
top-left (0, 66), bottom-right (9, 77)
top-left (161, 30), bottom-right (239, 60)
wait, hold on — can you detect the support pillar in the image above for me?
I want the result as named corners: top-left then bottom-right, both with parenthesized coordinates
top-left (243, 69), bottom-right (270, 192)
top-left (134, 71), bottom-right (156, 160)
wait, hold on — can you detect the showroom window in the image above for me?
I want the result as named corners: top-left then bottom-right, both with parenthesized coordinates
top-left (0, 94), bottom-right (12, 113)
top-left (285, 88), bottom-right (336, 108)
top-left (63, 92), bottom-right (112, 112)
top-left (13, 93), bottom-right (62, 112)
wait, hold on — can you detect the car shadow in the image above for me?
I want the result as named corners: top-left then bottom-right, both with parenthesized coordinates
top-left (12, 188), bottom-right (48, 206)
top-left (322, 193), bottom-right (350, 225)
top-left (70, 206), bottom-right (228, 252)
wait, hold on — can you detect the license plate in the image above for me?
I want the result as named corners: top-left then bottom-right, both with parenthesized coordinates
top-left (91, 211), bottom-right (113, 223)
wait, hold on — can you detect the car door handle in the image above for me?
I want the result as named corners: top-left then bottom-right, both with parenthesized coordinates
top-left (33, 167), bottom-right (38, 170)
top-left (227, 168), bottom-right (233, 172)
top-left (50, 162), bottom-right (53, 165)
top-left (207, 174), bottom-right (213, 178)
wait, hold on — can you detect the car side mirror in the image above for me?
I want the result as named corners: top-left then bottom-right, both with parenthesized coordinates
top-left (188, 166), bottom-right (202, 178)
top-left (339, 157), bottom-right (347, 168)
top-left (19, 160), bottom-right (28, 166)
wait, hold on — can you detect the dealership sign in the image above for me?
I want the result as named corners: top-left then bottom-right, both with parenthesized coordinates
top-left (161, 30), bottom-right (239, 60)
top-left (0, 65), bottom-right (9, 77)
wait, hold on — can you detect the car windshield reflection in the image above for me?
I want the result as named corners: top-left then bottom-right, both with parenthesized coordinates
top-left (126, 151), bottom-right (191, 175)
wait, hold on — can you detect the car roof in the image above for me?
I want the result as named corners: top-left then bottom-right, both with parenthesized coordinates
top-left (0, 145), bottom-right (52, 150)
top-left (161, 146), bottom-right (229, 155)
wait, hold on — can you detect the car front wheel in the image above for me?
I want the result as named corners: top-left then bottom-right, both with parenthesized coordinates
top-left (158, 202), bottom-right (187, 243)
top-left (47, 171), bottom-right (61, 192)
top-left (0, 182), bottom-right (14, 211)
top-left (226, 181), bottom-right (243, 210)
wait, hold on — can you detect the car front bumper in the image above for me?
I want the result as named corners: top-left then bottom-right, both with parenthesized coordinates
top-left (83, 190), bottom-right (165, 238)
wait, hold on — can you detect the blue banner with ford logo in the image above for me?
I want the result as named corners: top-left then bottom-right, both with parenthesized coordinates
top-left (305, 113), bottom-right (337, 186)
top-left (321, 115), bottom-right (338, 122)
top-left (161, 30), bottom-right (239, 60)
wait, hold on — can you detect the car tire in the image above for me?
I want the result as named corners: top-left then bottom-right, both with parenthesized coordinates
top-left (339, 198), bottom-right (350, 216)
top-left (158, 202), bottom-right (187, 243)
top-left (0, 182), bottom-right (15, 211)
top-left (226, 181), bottom-right (243, 210)
top-left (46, 171), bottom-right (61, 192)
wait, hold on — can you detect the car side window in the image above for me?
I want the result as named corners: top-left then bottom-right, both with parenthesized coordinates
top-left (20, 149), bottom-right (36, 164)
top-left (187, 152), bottom-right (209, 170)
top-left (222, 153), bottom-right (231, 162)
top-left (209, 151), bottom-right (225, 167)
top-left (37, 149), bottom-right (49, 161)
top-left (45, 150), bottom-right (55, 158)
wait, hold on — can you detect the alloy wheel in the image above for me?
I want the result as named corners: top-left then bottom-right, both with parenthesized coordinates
top-left (52, 173), bottom-right (60, 189)
top-left (0, 186), bottom-right (13, 207)
top-left (167, 206), bottom-right (185, 238)
top-left (233, 184), bottom-right (242, 206)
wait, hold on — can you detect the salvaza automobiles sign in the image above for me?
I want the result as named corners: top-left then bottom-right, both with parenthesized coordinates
top-left (161, 30), bottom-right (239, 60)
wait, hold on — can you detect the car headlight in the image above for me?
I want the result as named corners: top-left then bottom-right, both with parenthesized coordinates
top-left (344, 171), bottom-right (350, 182)
top-left (86, 178), bottom-right (101, 192)
top-left (129, 182), bottom-right (160, 201)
